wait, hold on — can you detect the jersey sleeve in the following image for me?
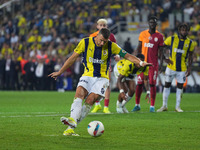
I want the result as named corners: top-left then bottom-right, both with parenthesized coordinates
top-left (143, 66), bottom-right (149, 76)
top-left (89, 31), bottom-right (98, 37)
top-left (111, 42), bottom-right (127, 58)
top-left (164, 36), bottom-right (172, 46)
top-left (189, 41), bottom-right (196, 52)
top-left (138, 32), bottom-right (143, 42)
top-left (111, 43), bottom-right (122, 54)
top-left (74, 39), bottom-right (85, 54)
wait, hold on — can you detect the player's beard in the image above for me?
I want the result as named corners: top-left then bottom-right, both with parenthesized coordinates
top-left (180, 34), bottom-right (187, 39)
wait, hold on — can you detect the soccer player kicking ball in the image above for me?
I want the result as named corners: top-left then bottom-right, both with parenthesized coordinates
top-left (114, 54), bottom-right (150, 113)
top-left (157, 23), bottom-right (195, 112)
top-left (48, 28), bottom-right (152, 136)
top-left (90, 18), bottom-right (117, 114)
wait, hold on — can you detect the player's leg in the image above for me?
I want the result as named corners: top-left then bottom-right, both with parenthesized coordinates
top-left (61, 86), bottom-right (88, 126)
top-left (90, 100), bottom-right (102, 113)
top-left (122, 79), bottom-right (136, 113)
top-left (91, 90), bottom-right (103, 114)
top-left (90, 88), bottom-right (111, 114)
top-left (175, 71), bottom-right (186, 112)
top-left (116, 82), bottom-right (128, 113)
top-left (157, 81), bottom-right (171, 112)
top-left (103, 86), bottom-right (111, 113)
top-left (80, 93), bottom-right (101, 121)
top-left (61, 76), bottom-right (91, 136)
top-left (61, 86), bottom-right (88, 136)
top-left (175, 83), bottom-right (184, 112)
top-left (81, 77), bottom-right (109, 119)
top-left (116, 91), bottom-right (124, 113)
top-left (148, 67), bottom-right (158, 112)
top-left (132, 73), bottom-right (144, 112)
top-left (157, 67), bottom-right (174, 112)
top-left (103, 68), bottom-right (113, 114)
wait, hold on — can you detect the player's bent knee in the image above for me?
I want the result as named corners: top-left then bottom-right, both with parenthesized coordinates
top-left (129, 92), bottom-right (134, 97)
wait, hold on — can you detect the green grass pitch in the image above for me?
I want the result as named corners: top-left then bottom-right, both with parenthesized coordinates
top-left (0, 91), bottom-right (200, 150)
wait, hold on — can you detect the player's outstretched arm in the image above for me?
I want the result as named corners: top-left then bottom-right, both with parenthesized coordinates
top-left (48, 52), bottom-right (80, 80)
top-left (124, 53), bottom-right (152, 67)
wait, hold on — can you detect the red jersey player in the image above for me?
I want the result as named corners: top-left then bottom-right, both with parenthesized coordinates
top-left (90, 18), bottom-right (117, 114)
top-left (132, 16), bottom-right (165, 112)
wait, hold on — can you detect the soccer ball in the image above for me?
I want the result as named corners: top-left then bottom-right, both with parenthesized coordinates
top-left (87, 121), bottom-right (104, 137)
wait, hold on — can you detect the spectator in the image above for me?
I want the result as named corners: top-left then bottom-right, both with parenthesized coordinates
top-left (140, 5), bottom-right (150, 22)
top-left (24, 57), bottom-right (36, 90)
top-left (184, 3), bottom-right (194, 16)
top-left (123, 37), bottom-right (133, 54)
top-left (4, 54), bottom-right (15, 90)
top-left (0, 55), bottom-right (5, 90)
top-left (190, 17), bottom-right (200, 32)
top-left (10, 33), bottom-right (19, 46)
top-left (1, 43), bottom-right (13, 57)
top-left (43, 15), bottom-right (53, 32)
top-left (41, 31), bottom-right (52, 43)
top-left (5, 21), bottom-right (16, 35)
top-left (35, 58), bottom-right (47, 90)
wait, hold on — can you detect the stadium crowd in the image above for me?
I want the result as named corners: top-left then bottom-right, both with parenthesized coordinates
top-left (0, 0), bottom-right (200, 91)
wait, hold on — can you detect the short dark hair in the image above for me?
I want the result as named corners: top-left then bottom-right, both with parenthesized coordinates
top-left (136, 53), bottom-right (145, 60)
top-left (148, 16), bottom-right (158, 22)
top-left (178, 23), bottom-right (190, 31)
top-left (99, 28), bottom-right (110, 39)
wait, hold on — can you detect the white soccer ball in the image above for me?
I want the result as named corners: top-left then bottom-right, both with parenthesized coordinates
top-left (87, 121), bottom-right (104, 137)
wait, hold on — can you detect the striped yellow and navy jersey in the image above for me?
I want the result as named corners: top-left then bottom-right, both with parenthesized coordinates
top-left (74, 37), bottom-right (126, 79)
top-left (164, 35), bottom-right (195, 71)
top-left (117, 59), bottom-right (149, 79)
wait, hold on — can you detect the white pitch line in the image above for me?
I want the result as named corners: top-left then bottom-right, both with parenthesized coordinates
top-left (0, 111), bottom-right (200, 118)
top-left (43, 135), bottom-right (60, 136)
top-left (0, 114), bottom-right (66, 118)
top-left (0, 112), bottom-right (62, 114)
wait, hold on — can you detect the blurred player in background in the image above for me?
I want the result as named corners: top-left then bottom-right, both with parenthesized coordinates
top-left (157, 23), bottom-right (195, 112)
top-left (114, 54), bottom-right (150, 113)
top-left (90, 18), bottom-right (118, 114)
top-left (49, 28), bottom-right (152, 136)
top-left (132, 16), bottom-right (172, 112)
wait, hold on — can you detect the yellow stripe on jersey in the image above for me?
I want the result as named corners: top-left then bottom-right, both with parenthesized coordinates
top-left (117, 59), bottom-right (149, 78)
top-left (164, 35), bottom-right (195, 71)
top-left (74, 37), bottom-right (121, 79)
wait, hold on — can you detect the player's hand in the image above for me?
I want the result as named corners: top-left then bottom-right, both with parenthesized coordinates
top-left (114, 55), bottom-right (120, 62)
top-left (165, 58), bottom-right (173, 65)
top-left (48, 71), bottom-right (61, 80)
top-left (185, 68), bottom-right (191, 77)
top-left (120, 92), bottom-right (127, 101)
top-left (145, 93), bottom-right (150, 103)
top-left (141, 62), bottom-right (153, 67)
